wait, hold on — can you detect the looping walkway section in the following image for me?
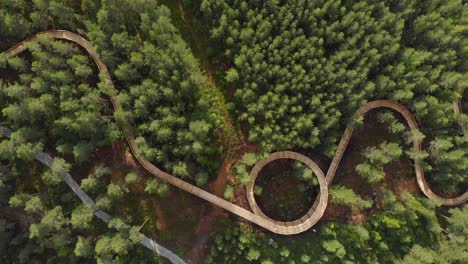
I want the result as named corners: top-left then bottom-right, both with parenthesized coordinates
top-left (246, 151), bottom-right (328, 230)
top-left (325, 100), bottom-right (468, 206)
top-left (1, 30), bottom-right (467, 236)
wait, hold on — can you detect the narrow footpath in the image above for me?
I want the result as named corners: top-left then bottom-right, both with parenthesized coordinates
top-left (1, 31), bottom-right (466, 236)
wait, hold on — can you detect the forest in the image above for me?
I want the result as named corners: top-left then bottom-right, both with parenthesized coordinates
top-left (1, 0), bottom-right (467, 263)
top-left (202, 0), bottom-right (467, 191)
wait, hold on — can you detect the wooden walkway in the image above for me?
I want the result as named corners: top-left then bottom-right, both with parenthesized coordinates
top-left (246, 151), bottom-right (329, 230)
top-left (326, 100), bottom-right (468, 206)
top-left (1, 30), bottom-right (466, 235)
top-left (0, 126), bottom-right (186, 264)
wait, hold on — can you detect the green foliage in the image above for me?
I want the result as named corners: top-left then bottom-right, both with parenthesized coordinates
top-left (399, 244), bottom-right (441, 264)
top-left (322, 240), bottom-right (346, 259)
top-left (208, 192), bottom-right (444, 263)
top-left (124, 171), bottom-right (141, 184)
top-left (71, 204), bottom-right (94, 230)
top-left (29, 206), bottom-right (72, 254)
top-left (24, 195), bottom-right (44, 214)
top-left (223, 185), bottom-right (234, 200)
top-left (405, 149), bottom-right (429, 162)
top-left (144, 178), bottom-right (169, 197)
top-left (330, 185), bottom-right (373, 210)
top-left (247, 248), bottom-right (261, 261)
top-left (202, 0), bottom-right (468, 189)
top-left (9, 193), bottom-right (33, 208)
top-left (233, 164), bottom-right (250, 185)
top-left (350, 114), bottom-right (365, 128)
top-left (0, 38), bottom-right (118, 164)
top-left (405, 129), bottom-right (426, 145)
top-left (241, 152), bottom-right (258, 166)
top-left (292, 161), bottom-right (318, 186)
top-left (1, 160), bottom-right (162, 263)
top-left (356, 142), bottom-right (403, 183)
top-left (195, 171), bottom-right (209, 186)
top-left (0, 131), bottom-right (43, 161)
top-left (253, 186), bottom-right (263, 196)
top-left (74, 236), bottom-right (93, 258)
top-left (225, 68), bottom-right (239, 83)
top-left (1, 0), bottom-right (467, 262)
top-left (84, 2), bottom-right (222, 184)
top-left (42, 158), bottom-right (70, 186)
top-left (0, 0), bottom-right (80, 50)
top-left (428, 137), bottom-right (467, 191)
top-left (106, 181), bottom-right (129, 201)
top-left (93, 218), bottom-right (145, 262)
top-left (81, 164), bottom-right (110, 193)
top-left (377, 111), bottom-right (406, 134)
top-left (96, 195), bottom-right (112, 211)
top-left (365, 192), bottom-right (441, 262)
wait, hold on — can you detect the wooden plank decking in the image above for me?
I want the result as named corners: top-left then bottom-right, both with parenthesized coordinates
top-left (1, 30), bottom-right (466, 236)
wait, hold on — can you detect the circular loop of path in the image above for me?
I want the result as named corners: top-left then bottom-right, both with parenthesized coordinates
top-left (2, 30), bottom-right (466, 235)
top-left (246, 151), bottom-right (328, 228)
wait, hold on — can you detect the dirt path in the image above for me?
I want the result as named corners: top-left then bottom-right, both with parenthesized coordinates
top-left (165, 0), bottom-right (244, 160)
top-left (208, 159), bottom-right (232, 197)
top-left (185, 203), bottom-right (227, 264)
top-left (3, 30), bottom-right (466, 237)
top-left (185, 159), bottom-right (231, 264)
top-left (0, 207), bottom-right (33, 227)
top-left (0, 125), bottom-right (186, 264)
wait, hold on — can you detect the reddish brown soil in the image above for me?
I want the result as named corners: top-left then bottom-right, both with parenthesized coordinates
top-left (233, 184), bottom-right (251, 211)
top-left (322, 204), bottom-right (349, 221)
top-left (152, 201), bottom-right (167, 231)
top-left (328, 112), bottom-right (424, 223)
top-left (241, 140), bottom-right (259, 153)
top-left (94, 140), bottom-right (135, 167)
top-left (183, 133), bottom-right (266, 263)
top-left (208, 159), bottom-right (232, 197)
top-left (83, 139), bottom-right (169, 235)
top-left (255, 159), bottom-right (317, 221)
top-left (185, 202), bottom-right (228, 264)
top-left (385, 162), bottom-right (419, 198)
top-left (185, 159), bottom-right (232, 264)
top-left (0, 207), bottom-right (33, 227)
top-left (92, 136), bottom-right (233, 264)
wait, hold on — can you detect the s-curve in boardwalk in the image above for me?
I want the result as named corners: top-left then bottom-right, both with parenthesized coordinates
top-left (1, 30), bottom-right (467, 236)
top-left (325, 100), bottom-right (468, 206)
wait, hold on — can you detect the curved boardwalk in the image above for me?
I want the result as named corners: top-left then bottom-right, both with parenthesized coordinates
top-left (246, 151), bottom-right (329, 230)
top-left (1, 30), bottom-right (467, 235)
top-left (0, 126), bottom-right (186, 264)
top-left (326, 100), bottom-right (468, 206)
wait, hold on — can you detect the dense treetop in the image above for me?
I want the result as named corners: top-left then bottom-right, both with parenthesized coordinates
top-left (202, 0), bottom-right (467, 189)
top-left (0, 0), bottom-right (467, 263)
top-left (208, 193), bottom-right (466, 263)
top-left (0, 37), bottom-right (118, 163)
top-left (1, 0), bottom-right (223, 184)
